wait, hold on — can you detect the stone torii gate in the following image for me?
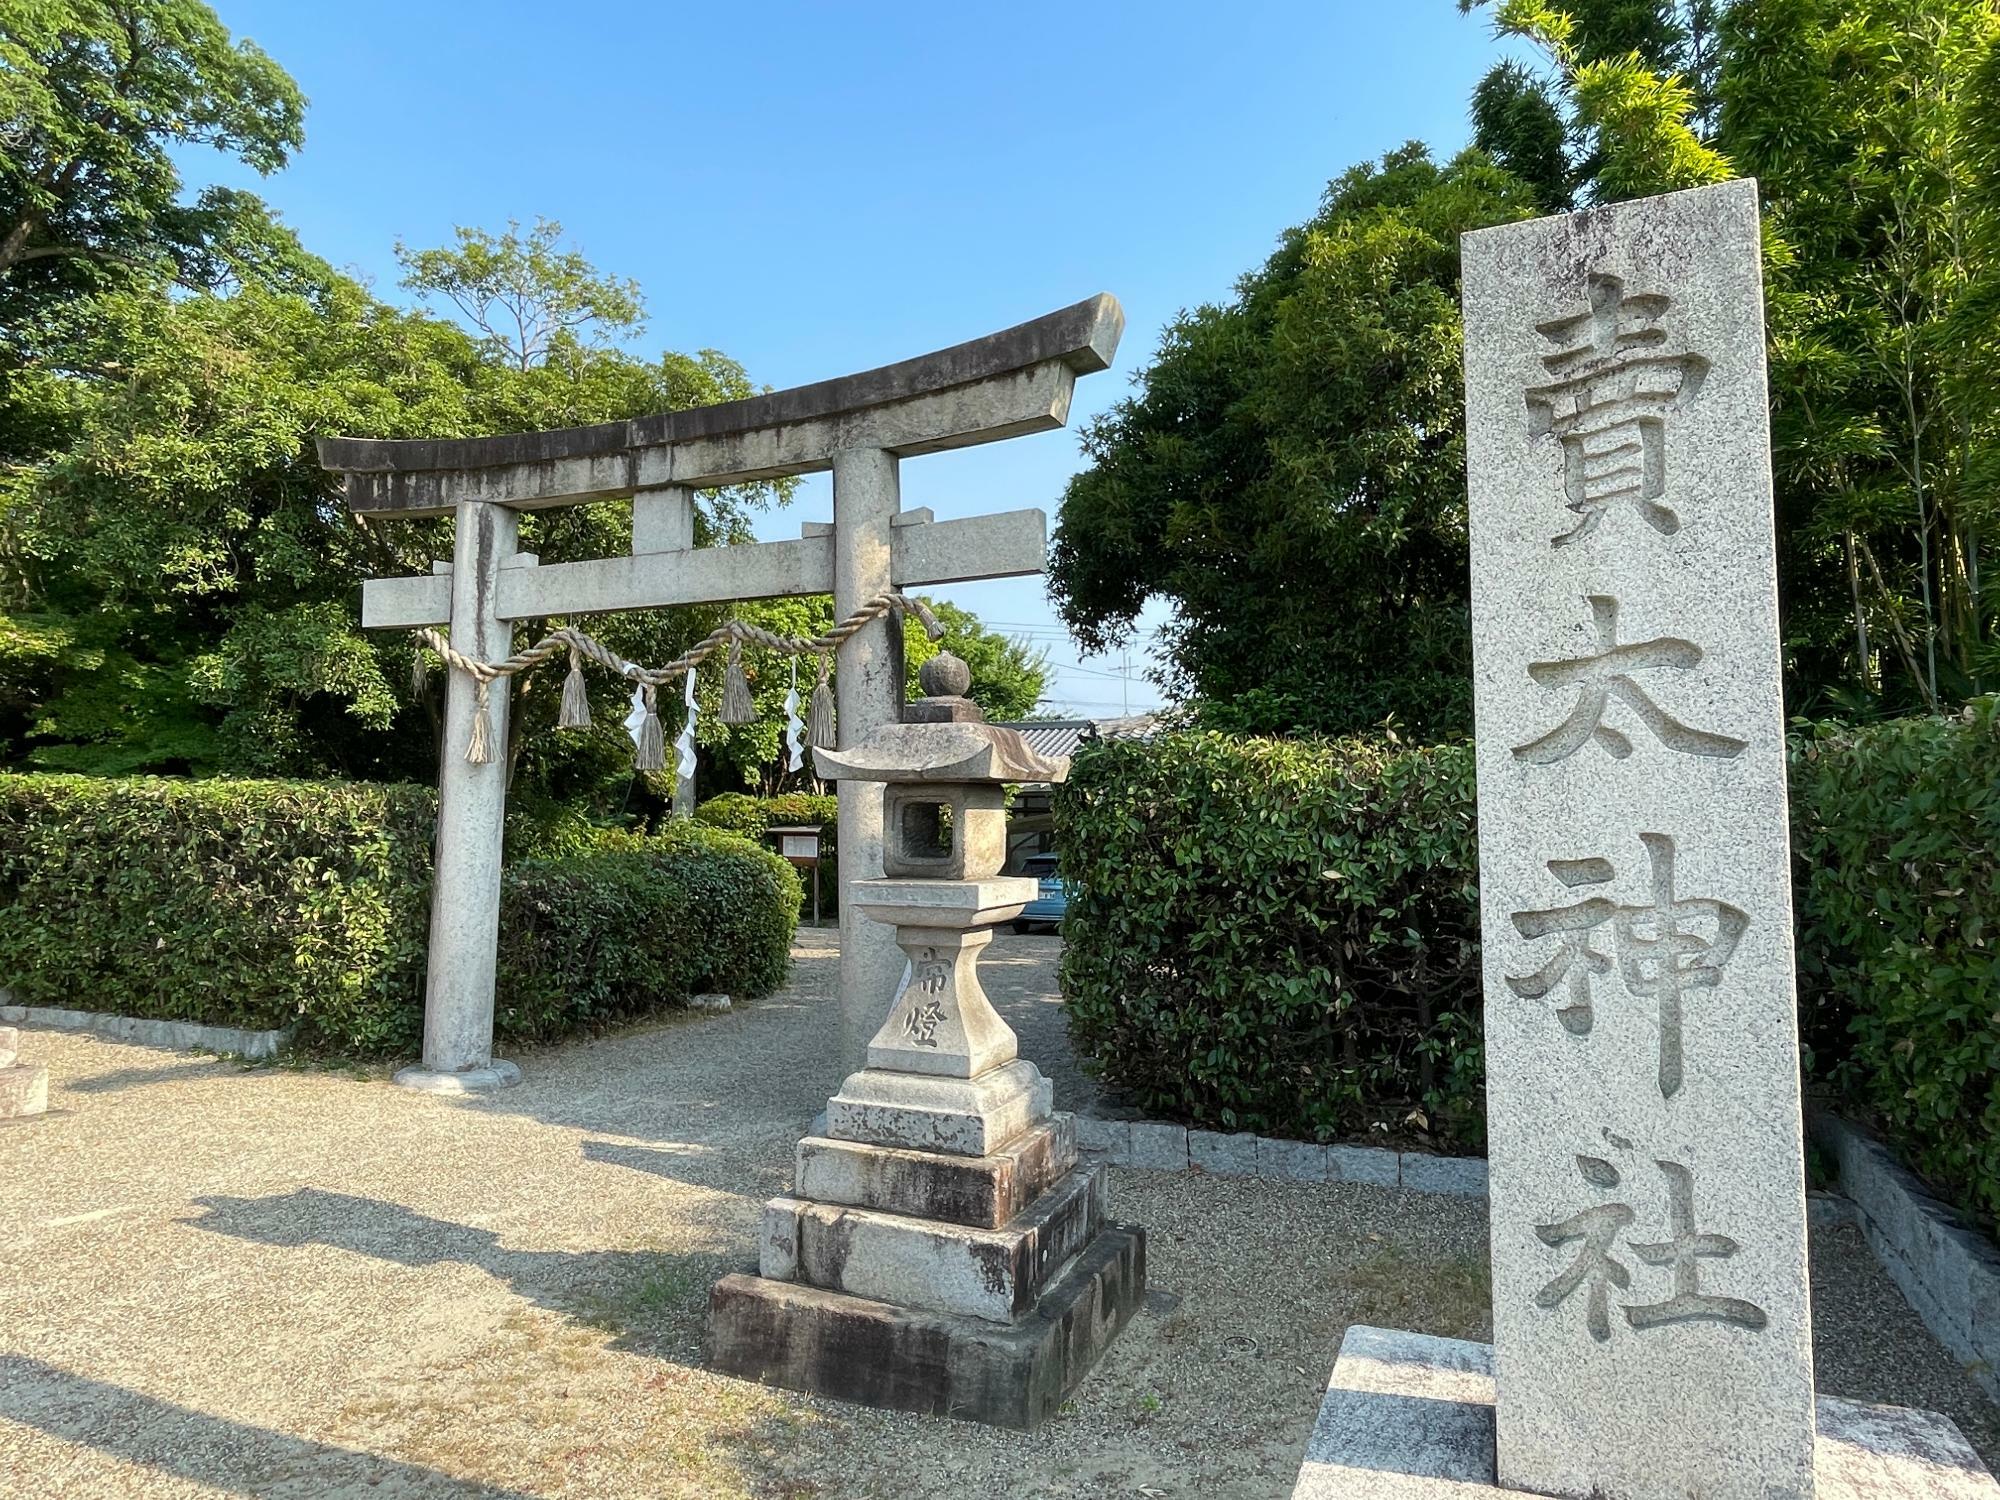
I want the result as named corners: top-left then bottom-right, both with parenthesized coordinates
top-left (318, 295), bottom-right (1123, 1093)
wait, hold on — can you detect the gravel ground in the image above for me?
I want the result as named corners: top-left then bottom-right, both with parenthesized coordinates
top-left (0, 931), bottom-right (1993, 1498)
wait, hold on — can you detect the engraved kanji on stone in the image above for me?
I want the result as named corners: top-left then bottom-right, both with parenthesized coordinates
top-left (1525, 272), bottom-right (1710, 547)
top-left (1535, 1154), bottom-right (1767, 1343)
top-left (1534, 1155), bottom-right (1636, 1343)
top-left (1625, 1161), bottom-right (1769, 1333)
top-left (1508, 833), bottom-right (1749, 1098)
top-left (900, 951), bottom-right (950, 1048)
top-left (1513, 595), bottom-right (1748, 766)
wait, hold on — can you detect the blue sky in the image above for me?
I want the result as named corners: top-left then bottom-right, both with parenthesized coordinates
top-left (189, 1), bottom-right (1517, 717)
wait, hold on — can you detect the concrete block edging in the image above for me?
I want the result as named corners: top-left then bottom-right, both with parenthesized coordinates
top-left (1809, 1109), bottom-right (2000, 1404)
top-left (1072, 1114), bottom-right (1488, 1198)
top-left (0, 1002), bottom-right (293, 1061)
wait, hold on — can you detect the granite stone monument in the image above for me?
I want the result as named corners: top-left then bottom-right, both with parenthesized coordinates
top-left (1290, 180), bottom-right (2000, 1500)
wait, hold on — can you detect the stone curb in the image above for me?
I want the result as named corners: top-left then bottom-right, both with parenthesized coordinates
top-left (0, 1003), bottom-right (293, 1061)
top-left (1809, 1108), bottom-right (2000, 1403)
top-left (1072, 1115), bottom-right (1488, 1198)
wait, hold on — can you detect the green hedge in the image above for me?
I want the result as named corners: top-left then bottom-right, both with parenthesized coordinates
top-left (1060, 712), bottom-right (2000, 1229)
top-left (496, 822), bottom-right (800, 1042)
top-left (0, 775), bottom-right (799, 1055)
top-left (693, 791), bottom-right (837, 839)
top-left (1793, 700), bottom-right (2000, 1228)
top-left (0, 775), bottom-right (436, 1052)
top-left (1055, 732), bottom-right (1482, 1148)
top-left (693, 792), bottom-right (838, 914)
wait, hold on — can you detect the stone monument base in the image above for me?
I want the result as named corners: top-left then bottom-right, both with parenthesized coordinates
top-left (708, 1223), bottom-right (1145, 1430)
top-left (1293, 1325), bottom-right (2000, 1499)
top-left (706, 1105), bottom-right (1145, 1428)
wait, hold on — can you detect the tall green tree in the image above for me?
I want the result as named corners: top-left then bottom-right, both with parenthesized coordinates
top-left (1461, 0), bottom-right (1730, 207)
top-left (396, 217), bottom-right (647, 373)
top-left (1049, 146), bottom-right (1538, 740)
top-left (0, 228), bottom-right (787, 789)
top-left (1052, 0), bottom-right (2000, 737)
top-left (0, 1), bottom-right (304, 335)
top-left (1721, 0), bottom-right (2000, 710)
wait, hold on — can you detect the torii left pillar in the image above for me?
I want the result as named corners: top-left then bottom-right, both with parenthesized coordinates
top-left (410, 498), bottom-right (520, 1092)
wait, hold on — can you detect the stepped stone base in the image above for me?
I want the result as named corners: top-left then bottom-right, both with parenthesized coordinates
top-left (827, 1059), bottom-right (1052, 1157)
top-left (1292, 1326), bottom-right (2000, 1499)
top-left (709, 1223), bottom-right (1146, 1429)
top-left (762, 1161), bottom-right (1107, 1324)
top-left (796, 1115), bottom-right (1077, 1228)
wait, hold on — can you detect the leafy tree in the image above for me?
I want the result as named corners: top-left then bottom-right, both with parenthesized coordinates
top-left (0, 1), bottom-right (304, 331)
top-left (396, 217), bottom-right (646, 372)
top-left (1048, 146), bottom-right (1538, 740)
top-left (1494, 0), bottom-right (2000, 711)
top-left (1720, 0), bottom-right (2000, 711)
top-left (1054, 0), bottom-right (2000, 737)
top-left (1461, 0), bottom-right (1729, 208)
top-left (0, 238), bottom-right (786, 790)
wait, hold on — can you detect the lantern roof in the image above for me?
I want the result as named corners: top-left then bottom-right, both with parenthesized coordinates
top-left (813, 721), bottom-right (1069, 786)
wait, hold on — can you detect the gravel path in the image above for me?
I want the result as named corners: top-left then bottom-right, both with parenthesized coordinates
top-left (0, 932), bottom-right (1992, 1498)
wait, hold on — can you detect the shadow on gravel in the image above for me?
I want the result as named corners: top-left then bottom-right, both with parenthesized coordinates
top-left (62, 1059), bottom-right (252, 1095)
top-left (181, 1188), bottom-right (749, 1368)
top-left (0, 1355), bottom-right (545, 1498)
top-left (580, 1137), bottom-right (790, 1199)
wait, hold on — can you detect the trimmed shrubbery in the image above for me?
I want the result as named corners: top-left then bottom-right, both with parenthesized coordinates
top-left (0, 774), bottom-right (799, 1055)
top-left (1792, 700), bottom-right (2000, 1228)
top-left (1059, 709), bottom-right (2000, 1229)
top-left (692, 791), bottom-right (837, 839)
top-left (693, 791), bottom-right (838, 914)
top-left (1055, 732), bottom-right (1482, 1149)
top-left (497, 822), bottom-right (800, 1043)
top-left (0, 775), bottom-right (437, 1052)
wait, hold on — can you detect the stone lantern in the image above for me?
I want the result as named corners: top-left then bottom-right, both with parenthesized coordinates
top-left (707, 652), bottom-right (1146, 1429)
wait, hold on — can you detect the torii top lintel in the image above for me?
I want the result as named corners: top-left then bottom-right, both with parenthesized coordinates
top-left (317, 294), bottom-right (1125, 519)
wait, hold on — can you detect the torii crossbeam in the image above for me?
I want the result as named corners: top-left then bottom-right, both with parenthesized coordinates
top-left (319, 294), bottom-right (1124, 1092)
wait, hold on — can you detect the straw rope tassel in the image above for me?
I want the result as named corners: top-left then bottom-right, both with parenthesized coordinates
top-left (633, 683), bottom-right (666, 771)
top-left (409, 592), bottom-right (937, 769)
top-left (465, 678), bottom-right (495, 764)
top-left (808, 656), bottom-right (835, 749)
top-left (557, 646), bottom-right (593, 729)
top-left (720, 633), bottom-right (755, 724)
top-left (410, 647), bottom-right (429, 699)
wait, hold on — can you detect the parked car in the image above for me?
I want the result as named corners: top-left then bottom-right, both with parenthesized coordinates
top-left (1013, 852), bottom-right (1068, 934)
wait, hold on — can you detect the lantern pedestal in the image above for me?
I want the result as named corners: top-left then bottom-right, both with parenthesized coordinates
top-left (705, 655), bottom-right (1145, 1428)
top-left (709, 1083), bottom-right (1148, 1429)
top-left (853, 876), bottom-right (1033, 1080)
top-left (707, 1223), bottom-right (1145, 1431)
top-left (707, 898), bottom-right (1147, 1426)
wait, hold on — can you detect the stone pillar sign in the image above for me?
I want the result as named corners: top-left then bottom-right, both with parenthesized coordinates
top-left (1288, 180), bottom-right (2000, 1500)
top-left (1464, 180), bottom-right (1814, 1499)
